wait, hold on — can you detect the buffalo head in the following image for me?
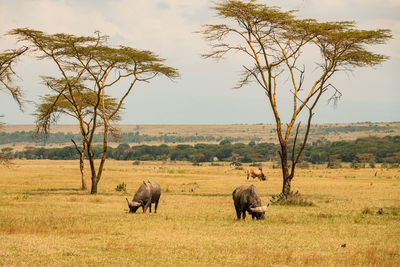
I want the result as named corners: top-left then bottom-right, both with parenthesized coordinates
top-left (126, 198), bottom-right (142, 213)
top-left (250, 204), bottom-right (269, 220)
top-left (259, 168), bottom-right (266, 181)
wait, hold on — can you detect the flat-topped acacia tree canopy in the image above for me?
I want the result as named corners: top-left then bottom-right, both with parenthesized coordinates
top-left (0, 46), bottom-right (28, 111)
top-left (0, 45), bottom-right (28, 164)
top-left (9, 28), bottom-right (179, 193)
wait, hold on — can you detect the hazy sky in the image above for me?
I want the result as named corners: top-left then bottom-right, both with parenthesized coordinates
top-left (0, 0), bottom-right (399, 124)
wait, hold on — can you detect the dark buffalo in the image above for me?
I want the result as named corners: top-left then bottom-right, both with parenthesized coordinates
top-left (247, 167), bottom-right (266, 181)
top-left (126, 181), bottom-right (161, 213)
top-left (232, 185), bottom-right (269, 220)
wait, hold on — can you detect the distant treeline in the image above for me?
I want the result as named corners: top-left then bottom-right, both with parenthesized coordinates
top-left (307, 124), bottom-right (394, 134)
top-left (3, 136), bottom-right (400, 165)
top-left (0, 123), bottom-right (396, 145)
top-left (0, 131), bottom-right (261, 144)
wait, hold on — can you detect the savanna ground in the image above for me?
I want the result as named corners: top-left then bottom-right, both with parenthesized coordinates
top-left (0, 160), bottom-right (399, 266)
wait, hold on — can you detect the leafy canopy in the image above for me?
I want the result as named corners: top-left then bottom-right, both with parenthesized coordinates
top-left (0, 46), bottom-right (28, 110)
top-left (201, 0), bottom-right (392, 92)
top-left (9, 28), bottom-right (179, 136)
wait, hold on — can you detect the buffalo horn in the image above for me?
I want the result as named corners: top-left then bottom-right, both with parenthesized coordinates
top-left (250, 206), bottom-right (268, 213)
top-left (131, 201), bottom-right (142, 207)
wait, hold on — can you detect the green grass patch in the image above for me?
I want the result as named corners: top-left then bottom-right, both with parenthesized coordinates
top-left (270, 191), bottom-right (316, 207)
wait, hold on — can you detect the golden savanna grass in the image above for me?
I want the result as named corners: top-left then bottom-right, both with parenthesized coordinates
top-left (0, 160), bottom-right (399, 266)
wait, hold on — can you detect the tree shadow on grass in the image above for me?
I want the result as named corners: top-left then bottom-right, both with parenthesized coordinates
top-left (28, 188), bottom-right (114, 196)
top-left (166, 192), bottom-right (232, 197)
top-left (26, 188), bottom-right (83, 196)
top-left (34, 188), bottom-right (81, 192)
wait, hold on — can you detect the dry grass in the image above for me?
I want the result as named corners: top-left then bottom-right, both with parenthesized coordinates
top-left (0, 159), bottom-right (399, 266)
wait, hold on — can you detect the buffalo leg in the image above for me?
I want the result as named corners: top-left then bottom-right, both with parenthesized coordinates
top-left (154, 200), bottom-right (159, 213)
top-left (242, 211), bottom-right (246, 220)
top-left (143, 201), bottom-right (151, 213)
top-left (236, 210), bottom-right (241, 220)
top-left (149, 203), bottom-right (152, 213)
top-left (234, 205), bottom-right (241, 219)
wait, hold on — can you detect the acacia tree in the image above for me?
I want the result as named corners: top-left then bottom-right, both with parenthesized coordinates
top-left (0, 45), bottom-right (28, 164)
top-left (36, 88), bottom-right (122, 190)
top-left (0, 46), bottom-right (28, 110)
top-left (200, 0), bottom-right (391, 196)
top-left (11, 28), bottom-right (179, 193)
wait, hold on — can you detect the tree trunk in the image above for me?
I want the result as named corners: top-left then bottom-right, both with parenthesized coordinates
top-left (92, 113), bottom-right (109, 195)
top-left (91, 177), bottom-right (98, 194)
top-left (282, 174), bottom-right (291, 196)
top-left (71, 139), bottom-right (87, 191)
top-left (80, 158), bottom-right (87, 191)
top-left (279, 142), bottom-right (292, 196)
top-left (87, 145), bottom-right (98, 194)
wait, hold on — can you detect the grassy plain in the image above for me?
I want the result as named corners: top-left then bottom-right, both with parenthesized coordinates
top-left (0, 160), bottom-right (399, 266)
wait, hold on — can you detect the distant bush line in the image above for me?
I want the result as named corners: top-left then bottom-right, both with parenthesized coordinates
top-left (0, 131), bottom-right (261, 145)
top-left (2, 135), bottom-right (399, 166)
top-left (0, 122), bottom-right (396, 145)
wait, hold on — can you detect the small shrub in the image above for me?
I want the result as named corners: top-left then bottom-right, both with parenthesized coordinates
top-left (351, 161), bottom-right (365, 169)
top-left (388, 207), bottom-right (400, 216)
top-left (360, 207), bottom-right (398, 216)
top-left (230, 161), bottom-right (242, 167)
top-left (389, 163), bottom-right (400, 168)
top-left (163, 185), bottom-right (171, 193)
top-left (132, 160), bottom-right (140, 165)
top-left (327, 160), bottom-right (342, 169)
top-left (317, 213), bottom-right (334, 218)
top-left (14, 193), bottom-right (29, 200)
top-left (369, 161), bottom-right (376, 168)
top-left (270, 190), bottom-right (315, 207)
top-left (272, 161), bottom-right (281, 169)
top-left (181, 182), bottom-right (199, 193)
top-left (297, 161), bottom-right (310, 169)
top-left (361, 207), bottom-right (374, 215)
top-left (250, 162), bottom-right (262, 167)
top-left (115, 182), bottom-right (127, 192)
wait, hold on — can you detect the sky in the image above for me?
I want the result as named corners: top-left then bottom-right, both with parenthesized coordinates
top-left (0, 0), bottom-right (399, 125)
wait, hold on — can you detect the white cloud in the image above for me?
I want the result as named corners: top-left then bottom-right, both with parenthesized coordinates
top-left (354, 0), bottom-right (400, 8)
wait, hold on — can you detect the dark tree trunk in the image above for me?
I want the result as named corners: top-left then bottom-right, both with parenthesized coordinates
top-left (279, 142), bottom-right (292, 196)
top-left (90, 177), bottom-right (98, 194)
top-left (80, 159), bottom-right (87, 191)
top-left (71, 139), bottom-right (87, 191)
top-left (87, 143), bottom-right (107, 194)
top-left (87, 145), bottom-right (98, 194)
top-left (282, 174), bottom-right (292, 196)
top-left (90, 117), bottom-right (109, 195)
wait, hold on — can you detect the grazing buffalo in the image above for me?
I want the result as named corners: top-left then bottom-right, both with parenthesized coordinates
top-left (232, 185), bottom-right (269, 220)
top-left (247, 167), bottom-right (266, 181)
top-left (126, 181), bottom-right (161, 213)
